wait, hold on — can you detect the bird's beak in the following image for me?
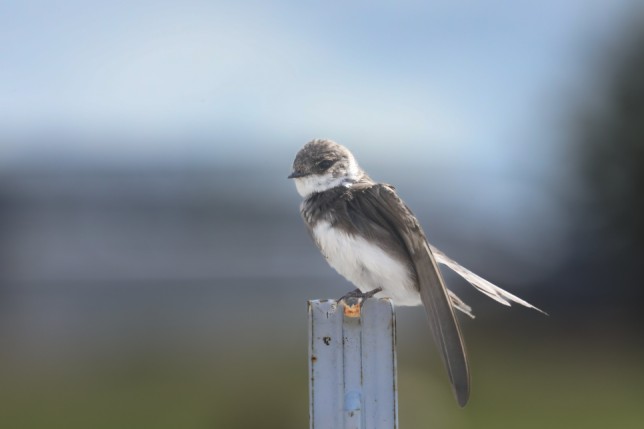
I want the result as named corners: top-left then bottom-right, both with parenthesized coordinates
top-left (288, 171), bottom-right (307, 179)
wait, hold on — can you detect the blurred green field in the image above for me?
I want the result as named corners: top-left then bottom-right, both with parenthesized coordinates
top-left (1, 328), bottom-right (642, 429)
top-left (399, 332), bottom-right (644, 429)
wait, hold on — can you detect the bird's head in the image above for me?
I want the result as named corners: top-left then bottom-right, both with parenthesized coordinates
top-left (288, 139), bottom-right (362, 197)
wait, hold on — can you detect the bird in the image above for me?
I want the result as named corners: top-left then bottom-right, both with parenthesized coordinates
top-left (288, 138), bottom-right (545, 407)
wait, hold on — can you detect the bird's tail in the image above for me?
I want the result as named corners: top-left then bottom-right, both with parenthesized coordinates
top-left (448, 290), bottom-right (475, 319)
top-left (430, 245), bottom-right (547, 315)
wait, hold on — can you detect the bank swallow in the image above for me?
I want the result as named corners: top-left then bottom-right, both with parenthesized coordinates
top-left (289, 139), bottom-right (544, 407)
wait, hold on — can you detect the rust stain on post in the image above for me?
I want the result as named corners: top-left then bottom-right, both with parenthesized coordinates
top-left (341, 299), bottom-right (362, 318)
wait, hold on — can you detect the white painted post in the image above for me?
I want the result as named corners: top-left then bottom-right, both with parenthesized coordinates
top-left (308, 298), bottom-right (398, 429)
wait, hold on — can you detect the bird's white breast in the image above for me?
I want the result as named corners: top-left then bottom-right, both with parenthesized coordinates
top-left (312, 220), bottom-right (421, 306)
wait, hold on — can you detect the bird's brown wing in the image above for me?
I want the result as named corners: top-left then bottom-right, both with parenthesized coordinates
top-left (347, 182), bottom-right (470, 406)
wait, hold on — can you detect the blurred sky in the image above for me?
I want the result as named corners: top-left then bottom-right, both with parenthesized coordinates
top-left (0, 0), bottom-right (638, 167)
top-left (2, 0), bottom-right (641, 291)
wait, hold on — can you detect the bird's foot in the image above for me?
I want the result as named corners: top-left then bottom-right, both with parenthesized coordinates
top-left (338, 287), bottom-right (382, 302)
top-left (338, 288), bottom-right (383, 317)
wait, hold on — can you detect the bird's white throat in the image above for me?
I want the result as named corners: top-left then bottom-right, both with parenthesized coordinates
top-left (294, 174), bottom-right (349, 197)
top-left (295, 159), bottom-right (360, 198)
top-left (294, 157), bottom-right (361, 197)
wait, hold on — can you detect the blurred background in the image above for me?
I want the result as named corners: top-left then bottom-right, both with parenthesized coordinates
top-left (1, 1), bottom-right (643, 428)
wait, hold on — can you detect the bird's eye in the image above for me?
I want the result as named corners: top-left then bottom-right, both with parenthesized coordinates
top-left (317, 159), bottom-right (334, 170)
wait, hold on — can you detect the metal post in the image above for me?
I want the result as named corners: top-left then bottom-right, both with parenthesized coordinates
top-left (308, 298), bottom-right (398, 429)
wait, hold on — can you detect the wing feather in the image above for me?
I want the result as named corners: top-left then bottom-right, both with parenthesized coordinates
top-left (353, 184), bottom-right (470, 406)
